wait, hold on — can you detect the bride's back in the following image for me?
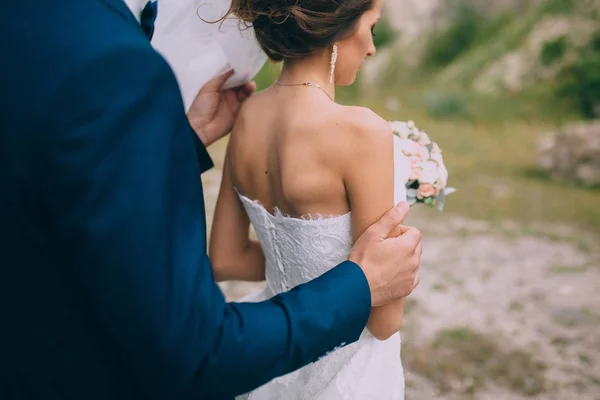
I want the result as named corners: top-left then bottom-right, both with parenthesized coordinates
top-left (228, 87), bottom-right (351, 219)
top-left (226, 88), bottom-right (367, 294)
top-left (211, 0), bottom-right (396, 295)
top-left (222, 0), bottom-right (386, 224)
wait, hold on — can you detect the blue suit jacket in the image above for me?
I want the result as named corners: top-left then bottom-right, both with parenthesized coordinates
top-left (0, 0), bottom-right (371, 399)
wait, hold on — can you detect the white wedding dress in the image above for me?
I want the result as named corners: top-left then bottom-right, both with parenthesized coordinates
top-left (235, 135), bottom-right (411, 400)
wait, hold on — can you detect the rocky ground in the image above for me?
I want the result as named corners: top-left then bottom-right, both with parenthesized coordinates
top-left (202, 141), bottom-right (600, 400)
top-left (397, 214), bottom-right (600, 400)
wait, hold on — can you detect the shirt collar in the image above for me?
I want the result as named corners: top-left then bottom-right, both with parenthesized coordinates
top-left (123, 0), bottom-right (151, 22)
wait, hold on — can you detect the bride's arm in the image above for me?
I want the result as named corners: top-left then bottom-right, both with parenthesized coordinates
top-left (342, 108), bottom-right (406, 341)
top-left (209, 145), bottom-right (265, 282)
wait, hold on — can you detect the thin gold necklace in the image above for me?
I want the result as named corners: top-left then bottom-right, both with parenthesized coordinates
top-left (275, 80), bottom-right (335, 102)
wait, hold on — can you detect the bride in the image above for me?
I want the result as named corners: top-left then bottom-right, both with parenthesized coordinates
top-left (209, 0), bottom-right (410, 398)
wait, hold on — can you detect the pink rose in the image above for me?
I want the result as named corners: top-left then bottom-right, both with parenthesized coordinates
top-left (409, 168), bottom-right (421, 180)
top-left (417, 183), bottom-right (436, 199)
top-left (409, 156), bottom-right (421, 169)
top-left (409, 157), bottom-right (421, 180)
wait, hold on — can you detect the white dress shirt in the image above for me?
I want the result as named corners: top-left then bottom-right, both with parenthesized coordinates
top-left (123, 0), bottom-right (150, 22)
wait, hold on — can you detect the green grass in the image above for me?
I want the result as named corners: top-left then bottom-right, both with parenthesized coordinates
top-left (540, 0), bottom-right (576, 15)
top-left (540, 35), bottom-right (569, 66)
top-left (398, 86), bottom-right (575, 122)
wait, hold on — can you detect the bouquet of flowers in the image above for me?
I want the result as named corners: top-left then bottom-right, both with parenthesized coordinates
top-left (389, 120), bottom-right (456, 211)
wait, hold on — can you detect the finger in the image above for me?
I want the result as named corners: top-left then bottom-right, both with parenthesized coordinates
top-left (413, 242), bottom-right (423, 273)
top-left (236, 81), bottom-right (257, 102)
top-left (223, 90), bottom-right (241, 115)
top-left (412, 275), bottom-right (420, 290)
top-left (370, 202), bottom-right (410, 239)
top-left (415, 240), bottom-right (423, 258)
top-left (236, 88), bottom-right (250, 102)
top-left (384, 227), bottom-right (421, 262)
top-left (201, 69), bottom-right (235, 93)
top-left (402, 227), bottom-right (422, 247)
top-left (389, 223), bottom-right (411, 239)
top-left (243, 81), bottom-right (257, 95)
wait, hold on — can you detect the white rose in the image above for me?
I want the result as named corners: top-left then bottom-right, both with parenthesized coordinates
top-left (430, 143), bottom-right (444, 164)
top-left (419, 160), bottom-right (438, 184)
top-left (390, 121), bottom-right (410, 139)
top-left (437, 163), bottom-right (448, 187)
top-left (417, 131), bottom-right (431, 145)
top-left (398, 138), bottom-right (418, 156)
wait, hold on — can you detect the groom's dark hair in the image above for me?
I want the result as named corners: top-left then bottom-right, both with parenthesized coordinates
top-left (224, 0), bottom-right (374, 62)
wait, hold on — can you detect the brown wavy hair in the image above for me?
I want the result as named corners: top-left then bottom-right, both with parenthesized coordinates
top-left (224, 0), bottom-right (374, 62)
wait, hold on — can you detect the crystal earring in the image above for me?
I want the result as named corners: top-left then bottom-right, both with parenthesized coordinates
top-left (329, 44), bottom-right (338, 84)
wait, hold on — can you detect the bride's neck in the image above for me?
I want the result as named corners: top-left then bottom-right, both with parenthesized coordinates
top-left (277, 53), bottom-right (335, 101)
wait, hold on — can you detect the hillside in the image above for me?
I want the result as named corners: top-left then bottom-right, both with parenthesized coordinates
top-left (365, 0), bottom-right (600, 120)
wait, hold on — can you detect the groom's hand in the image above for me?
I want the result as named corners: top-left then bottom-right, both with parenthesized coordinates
top-left (349, 202), bottom-right (422, 307)
top-left (187, 70), bottom-right (256, 147)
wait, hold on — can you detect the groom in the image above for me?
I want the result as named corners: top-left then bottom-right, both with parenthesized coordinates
top-left (0, 0), bottom-right (422, 399)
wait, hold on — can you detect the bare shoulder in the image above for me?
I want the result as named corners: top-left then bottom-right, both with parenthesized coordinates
top-left (340, 106), bottom-right (391, 136)
top-left (234, 89), bottom-right (270, 124)
top-left (326, 106), bottom-right (393, 163)
top-left (229, 89), bottom-right (275, 145)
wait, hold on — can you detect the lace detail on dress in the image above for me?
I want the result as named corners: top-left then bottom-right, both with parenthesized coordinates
top-left (235, 189), bottom-right (353, 294)
top-left (235, 190), bottom-right (351, 222)
top-left (234, 134), bottom-right (411, 400)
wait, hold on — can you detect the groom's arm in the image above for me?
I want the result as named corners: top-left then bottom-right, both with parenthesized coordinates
top-left (45, 44), bottom-right (371, 399)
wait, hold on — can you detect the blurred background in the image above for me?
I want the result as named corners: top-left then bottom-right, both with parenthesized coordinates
top-left (203, 0), bottom-right (600, 398)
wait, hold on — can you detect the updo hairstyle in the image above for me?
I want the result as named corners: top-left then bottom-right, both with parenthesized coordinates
top-left (225, 0), bottom-right (374, 61)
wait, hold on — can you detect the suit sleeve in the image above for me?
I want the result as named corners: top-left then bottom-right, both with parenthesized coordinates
top-left (44, 44), bottom-right (371, 399)
top-left (191, 129), bottom-right (214, 174)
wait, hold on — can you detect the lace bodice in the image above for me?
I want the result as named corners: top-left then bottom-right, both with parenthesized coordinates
top-left (236, 135), bottom-right (410, 297)
top-left (235, 135), bottom-right (410, 400)
top-left (237, 194), bottom-right (353, 295)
